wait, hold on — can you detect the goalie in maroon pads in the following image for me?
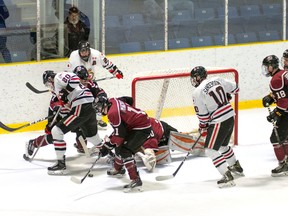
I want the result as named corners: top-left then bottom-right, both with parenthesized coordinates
top-left (95, 97), bottom-right (155, 192)
top-left (262, 55), bottom-right (288, 177)
top-left (115, 96), bottom-right (179, 171)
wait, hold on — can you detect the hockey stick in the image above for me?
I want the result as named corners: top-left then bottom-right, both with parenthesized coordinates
top-left (155, 134), bottom-right (202, 181)
top-left (267, 107), bottom-right (281, 143)
top-left (93, 76), bottom-right (116, 82)
top-left (23, 108), bottom-right (61, 162)
top-left (26, 76), bottom-right (115, 94)
top-left (26, 82), bottom-right (49, 94)
top-left (0, 116), bottom-right (52, 132)
top-left (70, 155), bottom-right (101, 184)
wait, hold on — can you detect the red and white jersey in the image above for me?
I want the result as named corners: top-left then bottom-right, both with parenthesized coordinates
top-left (270, 69), bottom-right (288, 112)
top-left (108, 97), bottom-right (151, 147)
top-left (54, 72), bottom-right (94, 107)
top-left (65, 48), bottom-right (117, 77)
top-left (192, 76), bottom-right (239, 125)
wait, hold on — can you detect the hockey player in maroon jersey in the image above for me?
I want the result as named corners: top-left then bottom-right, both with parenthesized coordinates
top-left (262, 55), bottom-right (288, 176)
top-left (94, 97), bottom-right (155, 192)
top-left (190, 66), bottom-right (243, 188)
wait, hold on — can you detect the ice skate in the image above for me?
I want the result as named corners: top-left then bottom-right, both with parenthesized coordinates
top-left (73, 143), bottom-right (85, 154)
top-left (25, 139), bottom-right (35, 156)
top-left (228, 160), bottom-right (244, 176)
top-left (123, 178), bottom-right (143, 193)
top-left (48, 156), bottom-right (67, 175)
top-left (217, 170), bottom-right (236, 188)
top-left (107, 167), bottom-right (126, 177)
top-left (271, 160), bottom-right (288, 177)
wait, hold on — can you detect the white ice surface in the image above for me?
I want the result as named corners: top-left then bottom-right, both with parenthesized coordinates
top-left (0, 108), bottom-right (287, 216)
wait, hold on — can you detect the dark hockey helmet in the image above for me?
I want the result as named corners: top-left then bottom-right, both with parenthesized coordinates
top-left (262, 55), bottom-right (279, 77)
top-left (73, 65), bottom-right (89, 80)
top-left (78, 40), bottom-right (90, 62)
top-left (93, 96), bottom-right (111, 115)
top-left (43, 70), bottom-right (56, 85)
top-left (281, 49), bottom-right (288, 69)
top-left (190, 66), bottom-right (207, 87)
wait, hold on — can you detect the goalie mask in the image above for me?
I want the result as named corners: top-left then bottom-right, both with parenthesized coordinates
top-left (262, 55), bottom-right (279, 77)
top-left (78, 41), bottom-right (91, 62)
top-left (190, 66), bottom-right (207, 87)
top-left (43, 70), bottom-right (56, 88)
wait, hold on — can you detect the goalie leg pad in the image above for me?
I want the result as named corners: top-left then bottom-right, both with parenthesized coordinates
top-left (156, 146), bottom-right (172, 164)
top-left (168, 131), bottom-right (205, 156)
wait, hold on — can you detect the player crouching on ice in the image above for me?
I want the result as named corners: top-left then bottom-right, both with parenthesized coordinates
top-left (190, 66), bottom-right (244, 188)
top-left (94, 96), bottom-right (160, 192)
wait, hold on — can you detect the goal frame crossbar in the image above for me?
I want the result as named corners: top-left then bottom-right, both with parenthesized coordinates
top-left (131, 68), bottom-right (239, 145)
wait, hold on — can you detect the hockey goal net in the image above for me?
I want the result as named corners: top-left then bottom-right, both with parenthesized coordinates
top-left (131, 68), bottom-right (239, 146)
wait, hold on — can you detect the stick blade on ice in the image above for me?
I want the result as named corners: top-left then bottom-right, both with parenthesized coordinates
top-left (155, 174), bottom-right (174, 181)
top-left (70, 176), bottom-right (82, 184)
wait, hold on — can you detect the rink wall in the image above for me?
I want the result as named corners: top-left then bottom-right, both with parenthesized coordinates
top-left (0, 41), bottom-right (286, 133)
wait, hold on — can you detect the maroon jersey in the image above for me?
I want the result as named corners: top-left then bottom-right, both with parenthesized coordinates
top-left (150, 118), bottom-right (164, 142)
top-left (108, 98), bottom-right (151, 147)
top-left (270, 69), bottom-right (288, 111)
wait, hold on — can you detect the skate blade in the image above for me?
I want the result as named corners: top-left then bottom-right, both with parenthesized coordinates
top-left (218, 181), bottom-right (236, 188)
top-left (123, 186), bottom-right (143, 193)
top-left (271, 171), bottom-right (288, 177)
top-left (48, 170), bottom-right (68, 176)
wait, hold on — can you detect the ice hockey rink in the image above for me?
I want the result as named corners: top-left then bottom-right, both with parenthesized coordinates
top-left (0, 107), bottom-right (287, 216)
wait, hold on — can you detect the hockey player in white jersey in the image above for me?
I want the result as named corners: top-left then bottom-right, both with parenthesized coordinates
top-left (66, 40), bottom-right (123, 129)
top-left (190, 66), bottom-right (243, 188)
top-left (43, 70), bottom-right (102, 175)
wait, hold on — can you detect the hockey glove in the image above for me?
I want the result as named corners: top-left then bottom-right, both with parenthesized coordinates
top-left (199, 123), bottom-right (208, 137)
top-left (262, 93), bottom-right (275, 107)
top-left (226, 93), bottom-right (232, 101)
top-left (267, 108), bottom-right (282, 124)
top-left (115, 69), bottom-right (123, 79)
top-left (99, 142), bottom-right (114, 157)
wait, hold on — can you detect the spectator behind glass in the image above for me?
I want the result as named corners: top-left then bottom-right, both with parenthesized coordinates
top-left (143, 0), bottom-right (164, 23)
top-left (0, 0), bottom-right (11, 63)
top-left (64, 6), bottom-right (90, 57)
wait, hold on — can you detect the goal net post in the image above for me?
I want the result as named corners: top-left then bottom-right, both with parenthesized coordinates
top-left (131, 68), bottom-right (239, 146)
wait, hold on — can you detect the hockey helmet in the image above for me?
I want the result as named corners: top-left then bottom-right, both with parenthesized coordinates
top-left (93, 96), bottom-right (110, 115)
top-left (262, 55), bottom-right (279, 77)
top-left (73, 65), bottom-right (89, 80)
top-left (281, 49), bottom-right (288, 70)
top-left (43, 70), bottom-right (56, 85)
top-left (78, 41), bottom-right (90, 62)
top-left (190, 66), bottom-right (207, 87)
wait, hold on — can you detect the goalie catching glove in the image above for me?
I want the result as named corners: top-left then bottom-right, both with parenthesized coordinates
top-left (262, 93), bottom-right (275, 107)
top-left (267, 107), bottom-right (283, 125)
